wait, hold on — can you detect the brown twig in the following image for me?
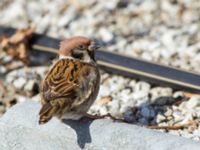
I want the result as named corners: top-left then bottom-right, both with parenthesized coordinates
top-left (147, 120), bottom-right (198, 130)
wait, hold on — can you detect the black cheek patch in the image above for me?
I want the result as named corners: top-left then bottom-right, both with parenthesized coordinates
top-left (71, 51), bottom-right (83, 59)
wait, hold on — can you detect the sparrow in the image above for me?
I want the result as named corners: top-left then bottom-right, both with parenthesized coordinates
top-left (39, 36), bottom-right (100, 124)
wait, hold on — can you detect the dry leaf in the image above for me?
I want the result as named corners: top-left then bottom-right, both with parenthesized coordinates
top-left (183, 91), bottom-right (198, 98)
top-left (0, 27), bottom-right (34, 65)
top-left (96, 96), bottom-right (112, 105)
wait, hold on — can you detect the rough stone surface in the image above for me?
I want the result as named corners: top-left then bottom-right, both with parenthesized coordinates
top-left (0, 101), bottom-right (200, 150)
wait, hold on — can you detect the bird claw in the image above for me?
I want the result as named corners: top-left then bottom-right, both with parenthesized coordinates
top-left (82, 113), bottom-right (124, 122)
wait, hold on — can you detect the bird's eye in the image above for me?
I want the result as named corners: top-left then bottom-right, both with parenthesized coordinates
top-left (78, 45), bottom-right (86, 49)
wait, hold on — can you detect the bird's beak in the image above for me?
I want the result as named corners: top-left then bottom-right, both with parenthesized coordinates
top-left (88, 42), bottom-right (101, 51)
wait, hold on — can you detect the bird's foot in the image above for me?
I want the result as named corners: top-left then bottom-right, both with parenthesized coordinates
top-left (81, 113), bottom-right (123, 122)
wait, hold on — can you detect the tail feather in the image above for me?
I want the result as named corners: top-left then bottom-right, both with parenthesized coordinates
top-left (39, 103), bottom-right (57, 124)
top-left (39, 99), bottom-right (68, 124)
top-left (39, 103), bottom-right (52, 116)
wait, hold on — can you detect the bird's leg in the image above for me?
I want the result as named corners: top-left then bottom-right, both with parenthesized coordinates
top-left (79, 113), bottom-right (102, 122)
top-left (84, 113), bottom-right (104, 119)
top-left (83, 113), bottom-right (124, 122)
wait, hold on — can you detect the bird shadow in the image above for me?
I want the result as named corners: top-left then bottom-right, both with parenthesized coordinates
top-left (62, 119), bottom-right (93, 149)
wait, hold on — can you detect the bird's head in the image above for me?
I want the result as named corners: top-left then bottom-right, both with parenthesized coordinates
top-left (59, 36), bottom-right (100, 62)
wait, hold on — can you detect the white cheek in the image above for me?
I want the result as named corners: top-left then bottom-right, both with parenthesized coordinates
top-left (59, 55), bottom-right (73, 59)
top-left (83, 53), bottom-right (93, 63)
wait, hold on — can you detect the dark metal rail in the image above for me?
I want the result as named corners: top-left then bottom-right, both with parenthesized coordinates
top-left (0, 26), bottom-right (200, 93)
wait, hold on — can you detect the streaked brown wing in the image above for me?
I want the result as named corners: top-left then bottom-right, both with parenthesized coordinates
top-left (42, 59), bottom-right (83, 102)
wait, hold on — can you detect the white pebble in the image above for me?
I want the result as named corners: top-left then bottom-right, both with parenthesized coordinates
top-left (99, 28), bottom-right (114, 43)
top-left (107, 100), bottom-right (121, 118)
top-left (156, 114), bottom-right (166, 123)
top-left (24, 80), bottom-right (37, 91)
top-left (0, 66), bottom-right (7, 74)
top-left (13, 77), bottom-right (27, 90)
top-left (186, 96), bottom-right (200, 109)
top-left (140, 106), bottom-right (156, 119)
top-left (123, 110), bottom-right (135, 123)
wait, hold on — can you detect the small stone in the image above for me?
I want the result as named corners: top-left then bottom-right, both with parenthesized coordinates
top-left (2, 55), bottom-right (12, 63)
top-left (24, 80), bottom-right (38, 92)
top-left (156, 114), bottom-right (166, 123)
top-left (104, 1), bottom-right (117, 10)
top-left (99, 28), bottom-right (114, 43)
top-left (116, 39), bottom-right (127, 50)
top-left (31, 94), bottom-right (40, 102)
top-left (123, 110), bottom-right (136, 123)
top-left (99, 106), bottom-right (108, 116)
top-left (193, 128), bottom-right (200, 137)
top-left (58, 10), bottom-right (76, 27)
top-left (107, 100), bottom-right (121, 118)
top-left (0, 66), bottom-right (7, 74)
top-left (150, 87), bottom-right (173, 100)
top-left (173, 91), bottom-right (184, 98)
top-left (140, 106), bottom-right (156, 119)
top-left (119, 99), bottom-right (136, 113)
top-left (166, 116), bottom-right (173, 121)
top-left (129, 80), bottom-right (137, 87)
top-left (133, 91), bottom-right (149, 101)
top-left (151, 96), bottom-right (174, 106)
top-left (182, 114), bottom-right (193, 123)
top-left (33, 66), bottom-right (48, 78)
top-left (13, 77), bottom-right (27, 90)
top-left (134, 81), bottom-right (151, 92)
top-left (132, 82), bottom-right (150, 102)
top-left (98, 86), bottom-right (111, 97)
top-left (117, 89), bottom-right (132, 102)
top-left (172, 111), bottom-right (184, 123)
top-left (164, 108), bottom-right (173, 117)
top-left (6, 75), bottom-right (14, 83)
top-left (138, 117), bottom-right (149, 125)
top-left (141, 52), bottom-right (153, 61)
top-left (15, 95), bottom-right (27, 103)
top-left (186, 96), bottom-right (200, 109)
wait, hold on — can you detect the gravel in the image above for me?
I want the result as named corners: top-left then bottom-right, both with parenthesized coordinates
top-left (0, 0), bottom-right (200, 143)
top-left (1, 0), bottom-right (200, 73)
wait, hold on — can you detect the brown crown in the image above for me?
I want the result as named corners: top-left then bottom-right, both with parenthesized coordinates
top-left (59, 36), bottom-right (91, 56)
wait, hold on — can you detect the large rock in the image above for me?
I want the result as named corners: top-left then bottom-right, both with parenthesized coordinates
top-left (0, 101), bottom-right (200, 150)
